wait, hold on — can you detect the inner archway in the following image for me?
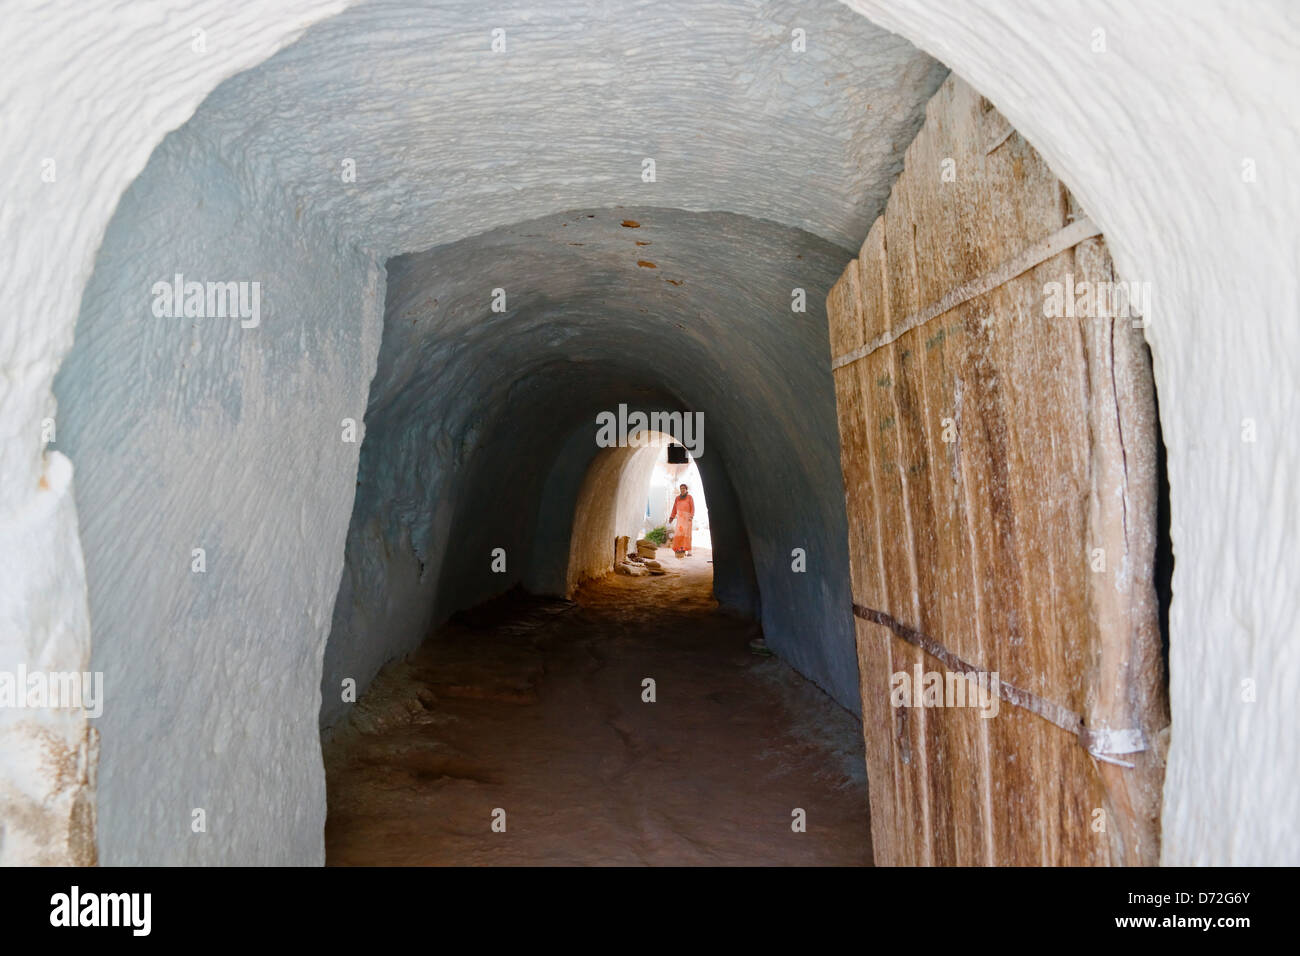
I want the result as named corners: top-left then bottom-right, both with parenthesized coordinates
top-left (563, 427), bottom-right (714, 591)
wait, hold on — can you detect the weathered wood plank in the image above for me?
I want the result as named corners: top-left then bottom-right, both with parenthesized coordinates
top-left (827, 74), bottom-right (1165, 866)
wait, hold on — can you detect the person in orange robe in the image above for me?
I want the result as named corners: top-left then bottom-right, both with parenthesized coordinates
top-left (668, 483), bottom-right (694, 557)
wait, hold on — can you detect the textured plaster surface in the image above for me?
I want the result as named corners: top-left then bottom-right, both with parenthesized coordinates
top-left (54, 130), bottom-right (385, 865)
top-left (187, 0), bottom-right (947, 256)
top-left (0, 0), bottom-right (349, 867)
top-left (4, 0), bottom-right (1296, 867)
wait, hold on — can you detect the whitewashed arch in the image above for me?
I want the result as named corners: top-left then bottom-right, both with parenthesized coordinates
top-left (1, 0), bottom-right (1294, 865)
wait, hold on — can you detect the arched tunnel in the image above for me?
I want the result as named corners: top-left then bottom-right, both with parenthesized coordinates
top-left (324, 208), bottom-right (866, 721)
top-left (4, 0), bottom-right (1297, 869)
top-left (54, 0), bottom-right (944, 864)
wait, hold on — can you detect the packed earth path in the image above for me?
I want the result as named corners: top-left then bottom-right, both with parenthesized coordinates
top-left (323, 548), bottom-right (873, 866)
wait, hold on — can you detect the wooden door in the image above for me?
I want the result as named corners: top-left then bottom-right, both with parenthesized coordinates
top-left (827, 77), bottom-right (1168, 866)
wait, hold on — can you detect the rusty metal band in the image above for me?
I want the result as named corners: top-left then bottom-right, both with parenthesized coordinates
top-left (851, 602), bottom-right (1145, 767)
top-left (830, 217), bottom-right (1103, 372)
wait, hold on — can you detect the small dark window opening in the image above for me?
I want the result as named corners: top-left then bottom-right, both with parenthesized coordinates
top-left (666, 443), bottom-right (688, 464)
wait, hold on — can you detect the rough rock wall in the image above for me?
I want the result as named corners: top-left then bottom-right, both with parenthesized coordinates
top-left (53, 129), bottom-right (385, 865)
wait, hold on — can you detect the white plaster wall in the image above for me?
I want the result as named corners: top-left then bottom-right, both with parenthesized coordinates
top-left (53, 125), bottom-right (385, 864)
top-left (843, 0), bottom-right (1300, 867)
top-left (0, 0), bottom-right (350, 866)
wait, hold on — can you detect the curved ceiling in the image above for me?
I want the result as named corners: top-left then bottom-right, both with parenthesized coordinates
top-left (191, 0), bottom-right (946, 255)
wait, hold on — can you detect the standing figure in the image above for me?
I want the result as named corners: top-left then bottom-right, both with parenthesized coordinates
top-left (668, 483), bottom-right (694, 558)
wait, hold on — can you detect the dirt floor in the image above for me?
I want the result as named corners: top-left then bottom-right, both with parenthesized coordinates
top-left (323, 547), bottom-right (873, 865)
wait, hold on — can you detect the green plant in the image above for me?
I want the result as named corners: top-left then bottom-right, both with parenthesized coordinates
top-left (646, 525), bottom-right (669, 546)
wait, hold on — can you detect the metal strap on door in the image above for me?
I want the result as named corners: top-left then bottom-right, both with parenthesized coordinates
top-left (852, 602), bottom-right (1146, 767)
